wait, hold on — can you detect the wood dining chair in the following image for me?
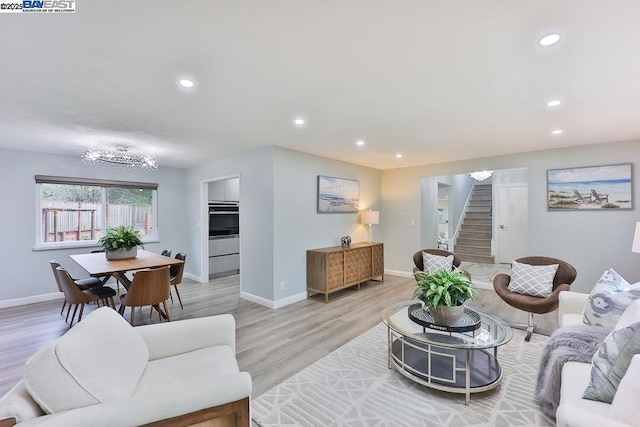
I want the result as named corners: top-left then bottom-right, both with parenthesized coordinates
top-left (169, 253), bottom-right (186, 309)
top-left (50, 260), bottom-right (105, 318)
top-left (118, 266), bottom-right (171, 326)
top-left (90, 249), bottom-right (118, 292)
top-left (54, 266), bottom-right (117, 327)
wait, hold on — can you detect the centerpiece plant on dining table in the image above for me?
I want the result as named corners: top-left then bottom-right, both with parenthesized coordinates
top-left (413, 268), bottom-right (478, 325)
top-left (99, 225), bottom-right (144, 260)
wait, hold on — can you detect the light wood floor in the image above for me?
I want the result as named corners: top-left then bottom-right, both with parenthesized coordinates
top-left (0, 274), bottom-right (559, 398)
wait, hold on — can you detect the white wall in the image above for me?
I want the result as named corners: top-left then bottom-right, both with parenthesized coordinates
top-left (382, 139), bottom-right (640, 293)
top-left (0, 148), bottom-right (187, 303)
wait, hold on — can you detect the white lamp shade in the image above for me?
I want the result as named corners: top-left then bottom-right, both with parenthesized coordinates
top-left (361, 210), bottom-right (379, 225)
top-left (633, 222), bottom-right (640, 253)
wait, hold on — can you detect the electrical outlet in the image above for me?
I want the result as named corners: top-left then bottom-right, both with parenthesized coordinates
top-left (280, 281), bottom-right (285, 290)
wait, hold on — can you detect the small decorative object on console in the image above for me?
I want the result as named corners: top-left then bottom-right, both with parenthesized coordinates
top-left (340, 235), bottom-right (351, 248)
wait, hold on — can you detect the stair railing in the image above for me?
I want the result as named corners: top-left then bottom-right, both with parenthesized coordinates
top-left (450, 183), bottom-right (476, 252)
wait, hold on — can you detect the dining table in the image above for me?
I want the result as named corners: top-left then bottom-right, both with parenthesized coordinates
top-left (70, 249), bottom-right (184, 291)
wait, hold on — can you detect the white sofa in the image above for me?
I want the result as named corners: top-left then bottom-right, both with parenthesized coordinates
top-left (555, 291), bottom-right (638, 427)
top-left (0, 307), bottom-right (252, 426)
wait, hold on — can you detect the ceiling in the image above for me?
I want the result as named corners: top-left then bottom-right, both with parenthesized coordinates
top-left (1, 1), bottom-right (639, 170)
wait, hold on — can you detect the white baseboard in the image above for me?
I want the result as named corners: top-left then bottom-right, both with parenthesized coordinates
top-left (184, 272), bottom-right (207, 283)
top-left (273, 292), bottom-right (307, 309)
top-left (384, 269), bottom-right (413, 278)
top-left (240, 291), bottom-right (307, 309)
top-left (0, 292), bottom-right (64, 309)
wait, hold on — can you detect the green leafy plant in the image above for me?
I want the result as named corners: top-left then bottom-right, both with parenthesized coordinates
top-left (98, 225), bottom-right (144, 251)
top-left (413, 268), bottom-right (477, 308)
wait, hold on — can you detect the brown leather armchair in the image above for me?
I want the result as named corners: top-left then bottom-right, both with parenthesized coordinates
top-left (412, 249), bottom-right (464, 282)
top-left (493, 256), bottom-right (577, 341)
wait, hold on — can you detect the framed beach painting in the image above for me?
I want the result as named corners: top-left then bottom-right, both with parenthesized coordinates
top-left (317, 175), bottom-right (359, 213)
top-left (547, 163), bottom-right (633, 210)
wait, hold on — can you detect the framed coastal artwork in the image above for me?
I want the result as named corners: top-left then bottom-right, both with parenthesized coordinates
top-left (317, 175), bottom-right (359, 213)
top-left (547, 163), bottom-right (633, 210)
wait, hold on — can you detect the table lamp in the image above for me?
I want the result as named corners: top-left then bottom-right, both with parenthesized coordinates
top-left (361, 210), bottom-right (379, 242)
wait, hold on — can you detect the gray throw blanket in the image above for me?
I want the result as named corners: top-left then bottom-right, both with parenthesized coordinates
top-left (535, 324), bottom-right (610, 419)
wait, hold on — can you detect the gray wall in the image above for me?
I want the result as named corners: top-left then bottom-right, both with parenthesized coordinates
top-left (382, 139), bottom-right (640, 293)
top-left (273, 147), bottom-right (381, 300)
top-left (186, 147), bottom-right (275, 300)
top-left (492, 168), bottom-right (528, 186)
top-left (1, 145), bottom-right (380, 306)
top-left (186, 146), bottom-right (381, 303)
top-left (4, 139), bottom-right (638, 304)
top-left (0, 148), bottom-right (187, 302)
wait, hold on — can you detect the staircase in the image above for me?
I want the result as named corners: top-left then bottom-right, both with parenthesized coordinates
top-left (455, 184), bottom-right (495, 263)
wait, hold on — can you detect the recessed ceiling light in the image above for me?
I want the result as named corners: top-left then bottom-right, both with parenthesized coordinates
top-left (551, 129), bottom-right (563, 135)
top-left (395, 153), bottom-right (403, 159)
top-left (356, 140), bottom-right (365, 146)
top-left (547, 99), bottom-right (561, 107)
top-left (178, 78), bottom-right (195, 88)
top-left (539, 33), bottom-right (561, 47)
top-left (293, 118), bottom-right (305, 126)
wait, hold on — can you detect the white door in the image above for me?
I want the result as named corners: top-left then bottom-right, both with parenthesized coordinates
top-left (496, 184), bottom-right (528, 263)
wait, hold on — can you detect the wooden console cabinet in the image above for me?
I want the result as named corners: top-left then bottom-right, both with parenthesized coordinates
top-left (307, 242), bottom-right (384, 303)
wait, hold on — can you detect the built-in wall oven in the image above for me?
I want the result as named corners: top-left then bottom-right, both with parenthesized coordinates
top-left (208, 202), bottom-right (240, 277)
top-left (209, 202), bottom-right (239, 237)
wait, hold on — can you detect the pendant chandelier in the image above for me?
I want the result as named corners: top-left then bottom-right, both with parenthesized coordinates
top-left (469, 170), bottom-right (493, 181)
top-left (82, 145), bottom-right (158, 170)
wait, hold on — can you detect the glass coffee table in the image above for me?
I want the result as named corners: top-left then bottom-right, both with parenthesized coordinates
top-left (381, 301), bottom-right (512, 405)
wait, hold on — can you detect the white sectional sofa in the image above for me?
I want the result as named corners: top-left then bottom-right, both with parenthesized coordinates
top-left (0, 307), bottom-right (252, 426)
top-left (555, 291), bottom-right (639, 427)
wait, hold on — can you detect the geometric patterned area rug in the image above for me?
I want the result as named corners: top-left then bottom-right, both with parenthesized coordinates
top-left (252, 323), bottom-right (554, 426)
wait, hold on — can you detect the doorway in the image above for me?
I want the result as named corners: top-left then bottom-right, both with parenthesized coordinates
top-left (495, 183), bottom-right (528, 263)
top-left (202, 175), bottom-right (241, 281)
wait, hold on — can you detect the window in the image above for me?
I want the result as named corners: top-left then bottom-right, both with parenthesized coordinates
top-left (35, 176), bottom-right (158, 248)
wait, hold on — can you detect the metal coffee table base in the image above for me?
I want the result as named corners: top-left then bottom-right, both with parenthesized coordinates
top-left (389, 333), bottom-right (503, 405)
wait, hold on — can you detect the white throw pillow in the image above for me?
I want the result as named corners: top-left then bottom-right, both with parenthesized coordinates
top-left (583, 268), bottom-right (640, 329)
top-left (583, 300), bottom-right (640, 403)
top-left (610, 354), bottom-right (640, 427)
top-left (24, 307), bottom-right (149, 414)
top-left (507, 260), bottom-right (558, 297)
top-left (422, 252), bottom-right (453, 274)
top-left (615, 299), bottom-right (640, 329)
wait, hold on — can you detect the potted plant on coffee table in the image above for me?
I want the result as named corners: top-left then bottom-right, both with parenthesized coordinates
top-left (413, 268), bottom-right (478, 325)
top-left (98, 225), bottom-right (144, 260)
